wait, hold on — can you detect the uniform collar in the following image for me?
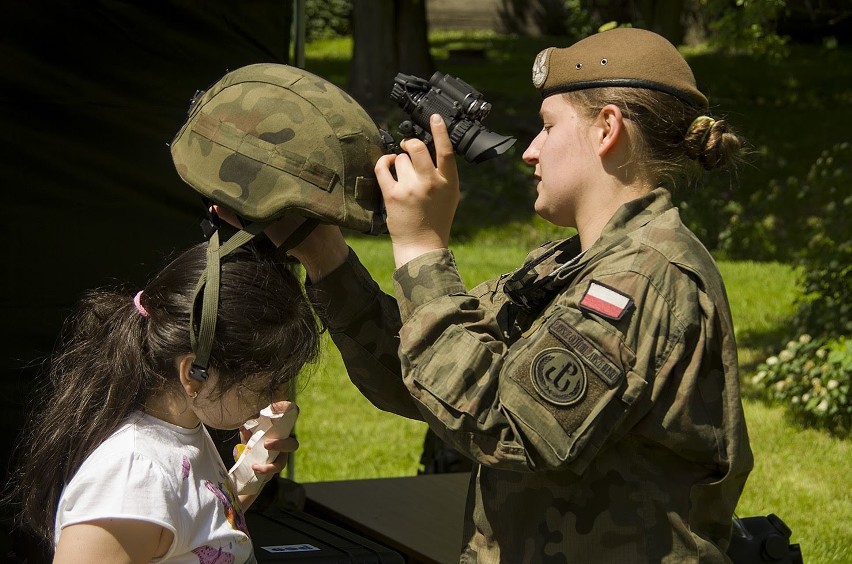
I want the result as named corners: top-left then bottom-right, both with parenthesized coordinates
top-left (592, 187), bottom-right (674, 252)
top-left (503, 188), bottom-right (673, 313)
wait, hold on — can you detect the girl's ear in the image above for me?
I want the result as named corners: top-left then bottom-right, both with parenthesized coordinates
top-left (177, 354), bottom-right (202, 397)
top-left (594, 104), bottom-right (624, 158)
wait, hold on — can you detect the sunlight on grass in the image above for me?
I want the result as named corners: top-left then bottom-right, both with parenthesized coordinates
top-left (295, 332), bottom-right (427, 482)
top-left (303, 36), bottom-right (352, 60)
top-left (719, 261), bottom-right (800, 370)
top-left (739, 400), bottom-right (851, 563)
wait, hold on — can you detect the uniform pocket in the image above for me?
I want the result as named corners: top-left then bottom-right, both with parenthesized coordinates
top-left (409, 324), bottom-right (500, 418)
top-left (502, 307), bottom-right (647, 470)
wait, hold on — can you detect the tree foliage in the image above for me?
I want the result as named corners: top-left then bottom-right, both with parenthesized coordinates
top-left (701, 0), bottom-right (790, 59)
top-left (305, 0), bottom-right (352, 42)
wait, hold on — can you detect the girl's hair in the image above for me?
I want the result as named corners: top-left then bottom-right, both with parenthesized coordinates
top-left (562, 87), bottom-right (744, 188)
top-left (7, 241), bottom-right (320, 544)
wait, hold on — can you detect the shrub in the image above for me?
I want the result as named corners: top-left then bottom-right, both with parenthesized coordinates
top-left (305, 0), bottom-right (352, 42)
top-left (751, 336), bottom-right (851, 436)
top-left (792, 142), bottom-right (852, 338)
top-left (719, 142), bottom-right (851, 266)
top-left (746, 142), bottom-right (851, 435)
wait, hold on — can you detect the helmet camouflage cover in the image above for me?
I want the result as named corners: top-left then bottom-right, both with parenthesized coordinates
top-left (171, 63), bottom-right (387, 234)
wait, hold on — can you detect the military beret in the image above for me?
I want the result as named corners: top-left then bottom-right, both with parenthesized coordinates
top-left (531, 27), bottom-right (708, 109)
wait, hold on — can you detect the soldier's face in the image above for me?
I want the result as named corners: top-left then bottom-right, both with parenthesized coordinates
top-left (522, 95), bottom-right (597, 228)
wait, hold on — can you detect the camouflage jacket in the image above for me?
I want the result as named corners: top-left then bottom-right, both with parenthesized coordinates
top-left (307, 188), bottom-right (753, 563)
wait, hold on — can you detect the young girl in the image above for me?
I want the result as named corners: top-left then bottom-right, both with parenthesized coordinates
top-left (274, 27), bottom-right (753, 563)
top-left (8, 241), bottom-right (319, 563)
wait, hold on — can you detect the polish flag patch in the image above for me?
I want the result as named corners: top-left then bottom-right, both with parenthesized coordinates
top-left (579, 281), bottom-right (633, 320)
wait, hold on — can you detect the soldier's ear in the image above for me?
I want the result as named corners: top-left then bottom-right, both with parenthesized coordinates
top-left (594, 104), bottom-right (624, 158)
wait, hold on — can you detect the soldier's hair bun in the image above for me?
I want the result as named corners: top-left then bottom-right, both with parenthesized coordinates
top-left (684, 116), bottom-right (742, 171)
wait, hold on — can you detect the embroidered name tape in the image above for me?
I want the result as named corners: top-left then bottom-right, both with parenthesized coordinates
top-left (579, 281), bottom-right (633, 320)
top-left (548, 319), bottom-right (623, 387)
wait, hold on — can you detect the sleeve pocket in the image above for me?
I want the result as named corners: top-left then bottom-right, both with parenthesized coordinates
top-left (502, 309), bottom-right (647, 472)
top-left (408, 324), bottom-right (500, 417)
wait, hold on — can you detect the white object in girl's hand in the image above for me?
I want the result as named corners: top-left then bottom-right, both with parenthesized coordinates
top-left (228, 403), bottom-right (298, 495)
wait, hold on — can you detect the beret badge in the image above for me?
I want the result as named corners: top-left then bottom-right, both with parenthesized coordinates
top-left (532, 48), bottom-right (551, 89)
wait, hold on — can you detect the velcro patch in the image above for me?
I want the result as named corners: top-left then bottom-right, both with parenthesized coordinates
top-left (548, 319), bottom-right (623, 387)
top-left (579, 281), bottom-right (633, 320)
top-left (531, 348), bottom-right (587, 406)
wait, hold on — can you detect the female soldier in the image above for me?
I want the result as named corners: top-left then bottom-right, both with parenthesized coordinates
top-left (278, 27), bottom-right (753, 563)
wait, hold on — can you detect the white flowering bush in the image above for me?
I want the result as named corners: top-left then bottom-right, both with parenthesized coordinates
top-left (744, 141), bottom-right (851, 436)
top-left (752, 335), bottom-right (851, 436)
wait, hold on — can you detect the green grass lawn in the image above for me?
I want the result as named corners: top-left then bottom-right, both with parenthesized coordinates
top-left (294, 237), bottom-right (850, 564)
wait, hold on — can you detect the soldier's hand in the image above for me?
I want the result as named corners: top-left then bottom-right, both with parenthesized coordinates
top-left (374, 114), bottom-right (460, 268)
top-left (287, 224), bottom-right (349, 282)
top-left (212, 205), bottom-right (348, 282)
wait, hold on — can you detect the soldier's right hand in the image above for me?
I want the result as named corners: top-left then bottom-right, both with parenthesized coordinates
top-left (212, 205), bottom-right (348, 282)
top-left (286, 223), bottom-right (349, 283)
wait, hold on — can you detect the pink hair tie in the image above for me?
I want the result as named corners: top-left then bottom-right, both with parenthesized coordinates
top-left (133, 291), bottom-right (150, 318)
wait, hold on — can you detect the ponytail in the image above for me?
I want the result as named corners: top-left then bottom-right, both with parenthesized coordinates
top-left (9, 287), bottom-right (162, 543)
top-left (684, 115), bottom-right (743, 171)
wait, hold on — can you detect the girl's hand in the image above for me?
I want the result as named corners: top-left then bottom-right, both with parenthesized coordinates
top-left (374, 114), bottom-right (460, 267)
top-left (237, 402), bottom-right (298, 477)
top-left (236, 401), bottom-right (299, 509)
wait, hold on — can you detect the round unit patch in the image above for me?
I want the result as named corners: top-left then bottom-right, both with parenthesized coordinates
top-left (531, 348), bottom-right (587, 406)
top-left (531, 48), bottom-right (551, 88)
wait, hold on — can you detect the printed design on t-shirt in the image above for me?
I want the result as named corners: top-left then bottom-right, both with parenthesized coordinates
top-left (203, 480), bottom-right (249, 537)
top-left (181, 455), bottom-right (191, 480)
top-left (191, 545), bottom-right (235, 564)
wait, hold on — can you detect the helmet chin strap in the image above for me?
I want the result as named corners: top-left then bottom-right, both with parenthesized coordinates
top-left (189, 221), bottom-right (270, 382)
top-left (278, 217), bottom-right (320, 251)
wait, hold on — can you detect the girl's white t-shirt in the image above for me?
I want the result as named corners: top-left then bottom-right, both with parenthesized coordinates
top-left (55, 411), bottom-right (257, 564)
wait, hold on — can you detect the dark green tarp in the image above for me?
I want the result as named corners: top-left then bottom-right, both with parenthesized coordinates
top-left (1, 1), bottom-right (291, 556)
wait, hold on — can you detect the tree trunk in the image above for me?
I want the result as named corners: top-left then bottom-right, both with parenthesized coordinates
top-left (349, 0), bottom-right (397, 116)
top-left (349, 0), bottom-right (434, 119)
top-left (396, 0), bottom-right (434, 78)
top-left (640, 0), bottom-right (686, 45)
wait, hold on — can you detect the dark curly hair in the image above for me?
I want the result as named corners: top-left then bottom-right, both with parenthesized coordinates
top-left (6, 241), bottom-right (320, 545)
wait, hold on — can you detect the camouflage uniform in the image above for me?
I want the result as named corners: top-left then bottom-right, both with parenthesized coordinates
top-left (308, 188), bottom-right (753, 563)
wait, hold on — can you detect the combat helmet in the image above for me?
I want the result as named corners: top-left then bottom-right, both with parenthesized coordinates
top-left (171, 62), bottom-right (387, 235)
top-left (170, 63), bottom-right (387, 382)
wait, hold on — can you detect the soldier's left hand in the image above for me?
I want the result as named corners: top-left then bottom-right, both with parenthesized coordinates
top-left (375, 114), bottom-right (460, 267)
